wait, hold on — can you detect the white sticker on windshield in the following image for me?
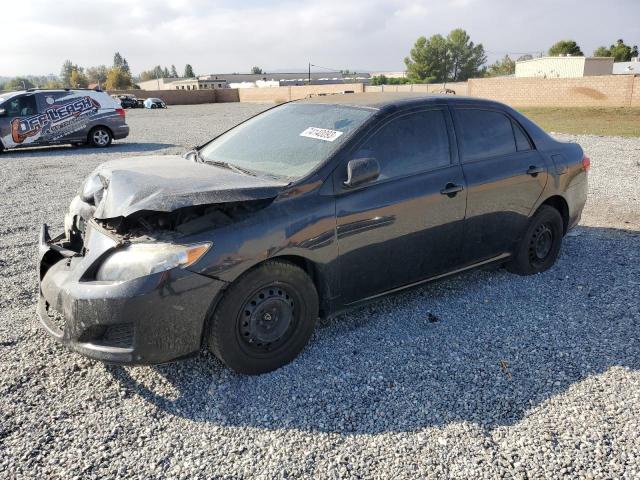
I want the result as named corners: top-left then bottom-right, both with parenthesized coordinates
top-left (299, 127), bottom-right (344, 142)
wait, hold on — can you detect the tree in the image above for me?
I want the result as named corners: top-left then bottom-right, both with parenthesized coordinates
top-left (486, 55), bottom-right (515, 77)
top-left (517, 54), bottom-right (534, 62)
top-left (138, 70), bottom-right (155, 82)
top-left (609, 39), bottom-right (638, 62)
top-left (548, 40), bottom-right (583, 56)
top-left (405, 34), bottom-right (448, 82)
top-left (44, 79), bottom-right (64, 89)
top-left (4, 77), bottom-right (35, 90)
top-left (60, 60), bottom-right (82, 87)
top-left (69, 69), bottom-right (89, 88)
top-left (447, 29), bottom-right (486, 81)
top-left (163, 67), bottom-right (170, 78)
top-left (170, 65), bottom-right (178, 77)
top-left (592, 40), bottom-right (638, 61)
top-left (113, 52), bottom-right (131, 74)
top-left (184, 64), bottom-right (195, 78)
top-left (251, 66), bottom-right (263, 74)
top-left (154, 65), bottom-right (165, 79)
top-left (86, 65), bottom-right (109, 86)
top-left (404, 29), bottom-right (486, 83)
top-left (370, 75), bottom-right (410, 85)
top-left (105, 67), bottom-right (132, 90)
top-left (593, 46), bottom-right (611, 57)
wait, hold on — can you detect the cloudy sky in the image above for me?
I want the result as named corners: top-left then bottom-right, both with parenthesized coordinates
top-left (1, 0), bottom-right (638, 76)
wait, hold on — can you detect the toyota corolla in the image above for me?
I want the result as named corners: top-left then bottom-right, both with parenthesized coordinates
top-left (38, 93), bottom-right (588, 374)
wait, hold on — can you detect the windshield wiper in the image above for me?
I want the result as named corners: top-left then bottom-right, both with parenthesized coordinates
top-left (206, 159), bottom-right (257, 177)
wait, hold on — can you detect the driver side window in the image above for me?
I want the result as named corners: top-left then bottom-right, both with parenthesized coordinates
top-left (353, 109), bottom-right (451, 182)
top-left (5, 95), bottom-right (37, 116)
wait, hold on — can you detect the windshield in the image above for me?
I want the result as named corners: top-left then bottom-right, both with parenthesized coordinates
top-left (0, 92), bottom-right (19, 106)
top-left (199, 102), bottom-right (374, 179)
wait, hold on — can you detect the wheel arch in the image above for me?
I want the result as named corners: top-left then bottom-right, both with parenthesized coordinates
top-left (200, 254), bottom-right (329, 348)
top-left (539, 195), bottom-right (570, 235)
top-left (87, 124), bottom-right (114, 141)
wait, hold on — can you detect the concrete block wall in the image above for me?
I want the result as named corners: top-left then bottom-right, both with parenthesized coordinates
top-left (467, 75), bottom-right (637, 108)
top-left (237, 83), bottom-right (365, 103)
top-left (632, 77), bottom-right (640, 107)
top-left (111, 75), bottom-right (639, 108)
top-left (364, 82), bottom-right (468, 95)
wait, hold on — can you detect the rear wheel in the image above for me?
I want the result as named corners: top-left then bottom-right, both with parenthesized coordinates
top-left (88, 127), bottom-right (112, 148)
top-left (507, 205), bottom-right (563, 275)
top-left (207, 260), bottom-right (318, 374)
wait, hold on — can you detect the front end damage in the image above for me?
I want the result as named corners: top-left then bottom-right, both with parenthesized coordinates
top-left (37, 219), bottom-right (227, 364)
top-left (37, 155), bottom-right (284, 364)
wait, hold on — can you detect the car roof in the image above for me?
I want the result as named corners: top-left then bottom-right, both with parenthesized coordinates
top-left (0, 91), bottom-right (23, 101)
top-left (296, 92), bottom-right (506, 111)
top-left (4, 88), bottom-right (107, 95)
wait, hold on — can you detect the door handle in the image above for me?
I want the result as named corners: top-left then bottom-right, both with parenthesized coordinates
top-left (526, 165), bottom-right (545, 176)
top-left (440, 183), bottom-right (464, 197)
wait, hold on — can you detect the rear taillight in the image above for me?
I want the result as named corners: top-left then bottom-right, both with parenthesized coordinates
top-left (582, 154), bottom-right (590, 171)
top-left (116, 108), bottom-right (125, 118)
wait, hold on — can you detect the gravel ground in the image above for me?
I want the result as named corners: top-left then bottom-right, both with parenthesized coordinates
top-left (1, 104), bottom-right (639, 479)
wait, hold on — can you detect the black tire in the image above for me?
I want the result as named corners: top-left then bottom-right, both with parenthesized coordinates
top-left (88, 127), bottom-right (112, 148)
top-left (507, 205), bottom-right (564, 275)
top-left (150, 104), bottom-right (157, 109)
top-left (208, 260), bottom-right (318, 374)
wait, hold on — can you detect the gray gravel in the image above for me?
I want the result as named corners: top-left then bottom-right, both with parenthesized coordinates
top-left (1, 104), bottom-right (639, 479)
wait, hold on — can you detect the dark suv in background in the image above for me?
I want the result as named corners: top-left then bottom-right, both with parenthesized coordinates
top-left (0, 88), bottom-right (129, 151)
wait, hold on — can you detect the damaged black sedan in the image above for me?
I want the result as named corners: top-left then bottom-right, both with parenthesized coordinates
top-left (38, 93), bottom-right (588, 374)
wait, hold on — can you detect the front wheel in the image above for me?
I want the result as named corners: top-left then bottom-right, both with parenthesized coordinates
top-left (507, 205), bottom-right (564, 275)
top-left (88, 127), bottom-right (112, 148)
top-left (207, 260), bottom-right (318, 374)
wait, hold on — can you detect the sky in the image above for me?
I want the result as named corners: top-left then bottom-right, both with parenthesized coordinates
top-left (1, 0), bottom-right (638, 77)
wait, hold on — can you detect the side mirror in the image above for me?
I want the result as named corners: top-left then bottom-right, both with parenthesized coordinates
top-left (183, 149), bottom-right (199, 162)
top-left (0, 108), bottom-right (6, 117)
top-left (344, 157), bottom-right (380, 188)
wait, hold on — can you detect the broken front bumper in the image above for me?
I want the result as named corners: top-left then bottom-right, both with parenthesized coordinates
top-left (37, 223), bottom-right (225, 364)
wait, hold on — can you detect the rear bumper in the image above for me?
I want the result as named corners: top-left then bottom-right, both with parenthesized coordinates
top-left (565, 179), bottom-right (588, 231)
top-left (37, 224), bottom-right (226, 365)
top-left (112, 124), bottom-right (129, 140)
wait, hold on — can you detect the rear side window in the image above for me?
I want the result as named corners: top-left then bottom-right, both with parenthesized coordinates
top-left (456, 109), bottom-right (518, 162)
top-left (513, 122), bottom-right (532, 151)
top-left (354, 109), bottom-right (451, 181)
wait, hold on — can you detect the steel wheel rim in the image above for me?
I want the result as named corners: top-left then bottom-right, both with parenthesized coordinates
top-left (529, 223), bottom-right (553, 264)
top-left (238, 286), bottom-right (297, 353)
top-left (93, 130), bottom-right (109, 146)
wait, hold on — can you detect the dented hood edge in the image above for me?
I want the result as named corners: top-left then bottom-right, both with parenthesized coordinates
top-left (80, 154), bottom-right (289, 219)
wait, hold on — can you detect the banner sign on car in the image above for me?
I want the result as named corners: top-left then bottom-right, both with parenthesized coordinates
top-left (10, 96), bottom-right (100, 144)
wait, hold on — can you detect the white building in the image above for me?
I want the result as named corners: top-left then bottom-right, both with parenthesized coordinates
top-left (515, 56), bottom-right (614, 78)
top-left (137, 77), bottom-right (227, 91)
top-left (613, 57), bottom-right (640, 75)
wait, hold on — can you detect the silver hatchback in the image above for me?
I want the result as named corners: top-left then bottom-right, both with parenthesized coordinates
top-left (0, 88), bottom-right (129, 151)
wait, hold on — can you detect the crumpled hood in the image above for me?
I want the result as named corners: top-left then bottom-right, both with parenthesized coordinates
top-left (84, 155), bottom-right (289, 219)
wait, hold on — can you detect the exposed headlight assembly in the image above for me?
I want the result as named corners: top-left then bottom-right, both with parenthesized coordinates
top-left (81, 173), bottom-right (107, 205)
top-left (95, 242), bottom-right (211, 282)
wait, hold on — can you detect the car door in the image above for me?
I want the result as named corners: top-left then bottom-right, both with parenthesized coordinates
top-left (1, 94), bottom-right (40, 148)
top-left (36, 91), bottom-right (91, 144)
top-left (333, 107), bottom-right (467, 304)
top-left (452, 107), bottom-right (548, 263)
